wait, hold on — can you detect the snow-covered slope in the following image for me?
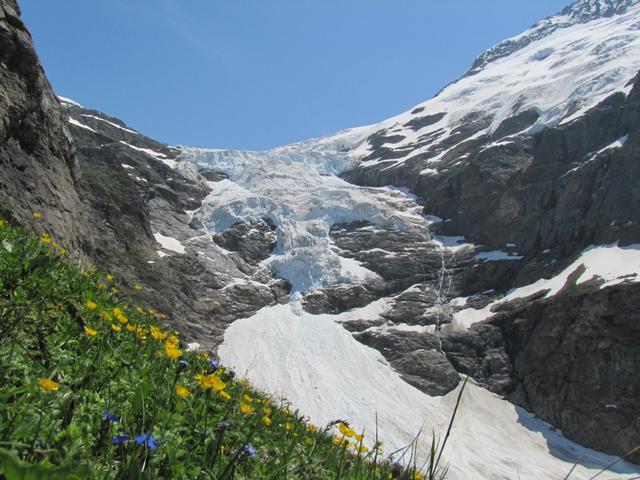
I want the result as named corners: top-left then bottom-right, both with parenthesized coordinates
top-left (218, 300), bottom-right (638, 480)
top-left (174, 1), bottom-right (640, 477)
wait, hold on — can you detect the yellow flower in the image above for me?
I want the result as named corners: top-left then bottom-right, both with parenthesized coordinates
top-left (307, 424), bottom-right (317, 433)
top-left (116, 314), bottom-right (128, 324)
top-left (208, 374), bottom-right (226, 392)
top-left (32, 212), bottom-right (42, 219)
top-left (126, 323), bottom-right (137, 332)
top-left (0, 218), bottom-right (6, 226)
top-left (112, 307), bottom-right (122, 316)
top-left (355, 433), bottom-right (364, 442)
top-left (51, 241), bottom-right (59, 248)
top-left (338, 423), bottom-right (355, 438)
top-left (40, 233), bottom-right (52, 244)
top-left (176, 385), bottom-right (190, 398)
top-left (285, 422), bottom-right (294, 430)
top-left (166, 334), bottom-right (179, 346)
top-left (105, 274), bottom-right (113, 281)
top-left (84, 326), bottom-right (97, 337)
top-left (353, 444), bottom-right (369, 454)
top-left (243, 394), bottom-right (254, 403)
top-left (413, 472), bottom-right (425, 480)
top-left (150, 326), bottom-right (167, 341)
top-left (100, 311), bottom-right (112, 322)
top-left (85, 300), bottom-right (98, 310)
top-left (164, 343), bottom-right (182, 360)
top-left (239, 402), bottom-right (255, 415)
top-left (262, 416), bottom-right (272, 426)
top-left (59, 248), bottom-right (66, 256)
top-left (110, 287), bottom-right (118, 294)
top-left (38, 378), bottom-right (59, 392)
top-left (133, 283), bottom-right (142, 291)
top-left (135, 306), bottom-right (145, 314)
top-left (332, 435), bottom-right (349, 448)
top-left (219, 390), bottom-right (231, 401)
top-left (111, 324), bottom-right (121, 332)
top-left (263, 406), bottom-right (273, 416)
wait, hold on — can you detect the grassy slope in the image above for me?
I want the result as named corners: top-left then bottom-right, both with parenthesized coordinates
top-left (0, 216), bottom-right (436, 480)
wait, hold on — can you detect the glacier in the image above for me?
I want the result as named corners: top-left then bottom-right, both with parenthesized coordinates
top-left (175, 1), bottom-right (640, 478)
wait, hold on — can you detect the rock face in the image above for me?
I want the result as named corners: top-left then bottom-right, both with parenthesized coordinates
top-left (0, 2), bottom-right (290, 347)
top-left (452, 283), bottom-right (640, 463)
top-left (0, 0), bottom-right (89, 258)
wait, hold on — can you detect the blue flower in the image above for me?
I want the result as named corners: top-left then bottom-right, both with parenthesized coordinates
top-left (135, 432), bottom-right (163, 450)
top-left (178, 360), bottom-right (190, 369)
top-left (111, 434), bottom-right (130, 445)
top-left (103, 410), bottom-right (120, 423)
top-left (209, 358), bottom-right (220, 370)
top-left (242, 443), bottom-right (257, 458)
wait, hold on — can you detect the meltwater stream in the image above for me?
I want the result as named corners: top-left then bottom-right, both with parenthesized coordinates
top-left (178, 144), bottom-right (638, 480)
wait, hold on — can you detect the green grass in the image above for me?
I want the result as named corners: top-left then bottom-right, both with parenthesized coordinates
top-left (0, 216), bottom-right (441, 480)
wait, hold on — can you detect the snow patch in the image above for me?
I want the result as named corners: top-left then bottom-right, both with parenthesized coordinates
top-left (153, 232), bottom-right (186, 254)
top-left (81, 114), bottom-right (139, 134)
top-left (219, 300), bottom-right (637, 480)
top-left (67, 117), bottom-right (96, 132)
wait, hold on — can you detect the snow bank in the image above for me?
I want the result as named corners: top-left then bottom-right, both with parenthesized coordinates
top-left (218, 300), bottom-right (637, 480)
top-left (449, 243), bottom-right (640, 330)
top-left (153, 232), bottom-right (186, 254)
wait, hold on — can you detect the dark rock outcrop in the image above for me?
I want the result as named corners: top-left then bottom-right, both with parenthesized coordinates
top-left (0, 0), bottom-right (89, 258)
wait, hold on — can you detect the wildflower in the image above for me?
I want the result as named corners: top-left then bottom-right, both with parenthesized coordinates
top-left (103, 411), bottom-right (120, 423)
top-left (0, 218), bottom-right (5, 226)
top-left (112, 307), bottom-right (123, 316)
top-left (135, 432), bottom-right (162, 450)
top-left (355, 433), bottom-right (364, 442)
top-left (40, 233), bottom-right (52, 244)
top-left (32, 212), bottom-right (42, 219)
top-left (106, 274), bottom-right (113, 281)
top-left (175, 385), bottom-right (190, 399)
top-left (178, 359), bottom-right (190, 369)
top-left (413, 472), bottom-right (425, 480)
top-left (101, 311), bottom-right (113, 322)
top-left (285, 422), bottom-right (294, 430)
top-left (332, 435), bottom-right (349, 448)
top-left (338, 423), bottom-right (355, 438)
top-left (164, 342), bottom-right (182, 360)
top-left (126, 323), bottom-right (137, 332)
top-left (353, 444), bottom-right (369, 454)
top-left (219, 390), bottom-right (231, 401)
top-left (243, 394), bottom-right (254, 403)
top-left (135, 306), bottom-right (145, 315)
top-left (84, 326), bottom-right (97, 337)
top-left (262, 416), bottom-right (272, 426)
top-left (307, 424), bottom-right (317, 433)
top-left (263, 406), bottom-right (273, 416)
top-left (242, 444), bottom-right (257, 458)
top-left (204, 373), bottom-right (226, 392)
top-left (111, 434), bottom-right (130, 445)
top-left (239, 402), bottom-right (255, 415)
top-left (59, 248), bottom-right (66, 256)
top-left (209, 357), bottom-right (220, 369)
top-left (111, 324), bottom-right (121, 332)
top-left (133, 283), bottom-right (142, 291)
top-left (38, 378), bottom-right (59, 392)
top-left (150, 326), bottom-right (167, 341)
top-left (85, 300), bottom-right (98, 310)
top-left (166, 335), bottom-right (179, 347)
top-left (215, 421), bottom-right (232, 432)
top-left (111, 287), bottom-right (118, 294)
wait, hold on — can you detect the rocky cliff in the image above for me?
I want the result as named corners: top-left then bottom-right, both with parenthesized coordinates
top-left (2, 0), bottom-right (639, 472)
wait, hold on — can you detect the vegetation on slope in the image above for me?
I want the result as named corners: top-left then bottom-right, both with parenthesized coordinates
top-left (0, 215), bottom-right (444, 479)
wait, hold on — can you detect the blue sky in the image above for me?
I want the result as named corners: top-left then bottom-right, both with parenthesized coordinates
top-left (21, 0), bottom-right (571, 150)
